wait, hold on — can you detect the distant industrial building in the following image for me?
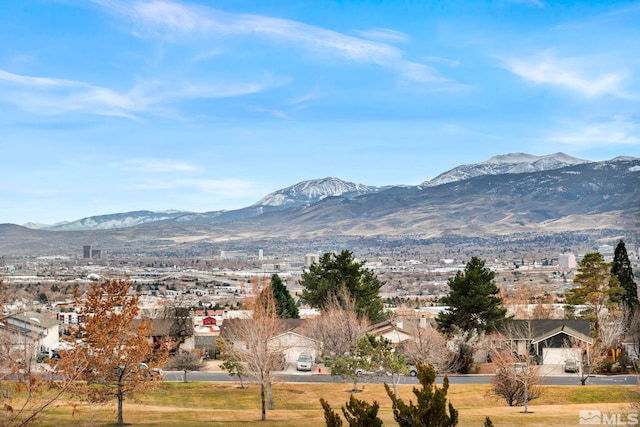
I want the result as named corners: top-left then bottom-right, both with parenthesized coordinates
top-left (82, 245), bottom-right (104, 259)
top-left (220, 250), bottom-right (248, 259)
top-left (559, 253), bottom-right (577, 269)
top-left (305, 253), bottom-right (320, 267)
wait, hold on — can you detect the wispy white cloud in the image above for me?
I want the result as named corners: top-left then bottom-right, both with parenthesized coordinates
top-left (189, 48), bottom-right (226, 64)
top-left (354, 28), bottom-right (410, 44)
top-left (247, 106), bottom-right (290, 119)
top-left (502, 50), bottom-right (627, 97)
top-left (288, 89), bottom-right (322, 107)
top-left (424, 56), bottom-right (460, 68)
top-left (548, 117), bottom-right (640, 146)
top-left (0, 69), bottom-right (141, 118)
top-left (0, 69), bottom-right (87, 89)
top-left (135, 2), bottom-right (400, 63)
top-left (114, 158), bottom-right (199, 173)
top-left (396, 63), bottom-right (465, 90)
top-left (131, 0), bottom-right (217, 35)
top-left (0, 69), bottom-right (281, 118)
top-left (94, 0), bottom-right (456, 87)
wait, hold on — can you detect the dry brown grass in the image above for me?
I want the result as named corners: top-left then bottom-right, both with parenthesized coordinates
top-left (20, 381), bottom-right (640, 426)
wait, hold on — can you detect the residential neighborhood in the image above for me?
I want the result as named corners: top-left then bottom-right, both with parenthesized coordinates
top-left (2, 237), bottom-right (639, 427)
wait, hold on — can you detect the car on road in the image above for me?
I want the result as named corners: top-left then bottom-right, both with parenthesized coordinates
top-left (138, 363), bottom-right (164, 379)
top-left (296, 354), bottom-right (313, 371)
top-left (564, 359), bottom-right (579, 373)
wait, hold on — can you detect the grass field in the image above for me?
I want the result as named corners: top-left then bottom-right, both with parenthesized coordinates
top-left (9, 381), bottom-right (640, 426)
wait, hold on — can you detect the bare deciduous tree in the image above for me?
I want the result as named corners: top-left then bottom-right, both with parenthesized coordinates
top-left (162, 300), bottom-right (194, 353)
top-left (165, 351), bottom-right (203, 383)
top-left (598, 313), bottom-right (625, 353)
top-left (397, 322), bottom-right (454, 373)
top-left (222, 277), bottom-right (287, 421)
top-left (561, 337), bottom-right (598, 386)
top-left (488, 321), bottom-right (544, 411)
top-left (301, 287), bottom-right (369, 362)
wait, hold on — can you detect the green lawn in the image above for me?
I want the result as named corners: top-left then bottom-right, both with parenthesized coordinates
top-left (9, 381), bottom-right (640, 426)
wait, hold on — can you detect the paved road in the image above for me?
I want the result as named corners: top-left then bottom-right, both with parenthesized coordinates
top-left (165, 370), bottom-right (639, 386)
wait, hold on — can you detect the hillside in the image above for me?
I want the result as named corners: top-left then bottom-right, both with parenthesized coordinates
top-left (2, 154), bottom-right (638, 257)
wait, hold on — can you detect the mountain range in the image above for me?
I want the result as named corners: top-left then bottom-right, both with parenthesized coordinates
top-left (2, 152), bottom-right (638, 256)
top-left (24, 152), bottom-right (606, 231)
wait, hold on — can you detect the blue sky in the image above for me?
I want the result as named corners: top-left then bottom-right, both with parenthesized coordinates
top-left (1, 0), bottom-right (639, 225)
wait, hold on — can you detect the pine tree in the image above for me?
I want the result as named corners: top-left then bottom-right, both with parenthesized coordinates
top-left (342, 394), bottom-right (383, 427)
top-left (270, 274), bottom-right (299, 318)
top-left (566, 252), bottom-right (623, 339)
top-left (320, 398), bottom-right (343, 427)
top-left (612, 240), bottom-right (638, 312)
top-left (385, 362), bottom-right (458, 427)
top-left (300, 250), bottom-right (384, 322)
top-left (436, 257), bottom-right (507, 335)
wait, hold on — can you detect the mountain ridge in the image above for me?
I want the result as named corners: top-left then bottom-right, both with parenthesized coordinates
top-left (1, 155), bottom-right (638, 257)
top-left (23, 152), bottom-right (620, 232)
top-left (421, 152), bottom-right (588, 187)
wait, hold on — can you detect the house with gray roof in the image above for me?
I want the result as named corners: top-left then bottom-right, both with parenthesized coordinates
top-left (496, 319), bottom-right (593, 366)
top-left (2, 311), bottom-right (60, 358)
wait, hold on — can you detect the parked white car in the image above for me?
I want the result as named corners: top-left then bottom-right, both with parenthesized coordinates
top-left (296, 354), bottom-right (313, 371)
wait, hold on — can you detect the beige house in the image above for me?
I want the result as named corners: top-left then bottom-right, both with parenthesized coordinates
top-left (3, 312), bottom-right (60, 358)
top-left (368, 320), bottom-right (414, 345)
top-left (220, 318), bottom-right (318, 366)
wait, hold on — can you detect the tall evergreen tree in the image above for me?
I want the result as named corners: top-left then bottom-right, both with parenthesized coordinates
top-left (566, 252), bottom-right (623, 339)
top-left (612, 240), bottom-right (638, 312)
top-left (300, 250), bottom-right (384, 323)
top-left (269, 274), bottom-right (299, 318)
top-left (436, 257), bottom-right (507, 335)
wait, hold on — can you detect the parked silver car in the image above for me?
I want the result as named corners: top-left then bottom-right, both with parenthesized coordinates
top-left (296, 354), bottom-right (313, 371)
top-left (564, 359), bottom-right (579, 373)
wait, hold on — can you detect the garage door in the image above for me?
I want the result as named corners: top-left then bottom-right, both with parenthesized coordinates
top-left (542, 347), bottom-right (579, 365)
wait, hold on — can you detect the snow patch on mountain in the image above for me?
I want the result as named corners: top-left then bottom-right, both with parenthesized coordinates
top-left (421, 152), bottom-right (588, 187)
top-left (22, 154), bottom-right (637, 232)
top-left (254, 177), bottom-right (380, 208)
top-left (42, 210), bottom-right (190, 231)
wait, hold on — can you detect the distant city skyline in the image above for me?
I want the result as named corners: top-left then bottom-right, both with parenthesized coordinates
top-left (1, 1), bottom-right (639, 225)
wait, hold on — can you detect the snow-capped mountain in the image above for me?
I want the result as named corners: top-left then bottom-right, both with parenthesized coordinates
top-left (253, 177), bottom-right (381, 208)
top-left (19, 153), bottom-right (636, 233)
top-left (41, 210), bottom-right (190, 231)
top-left (421, 152), bottom-right (589, 187)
